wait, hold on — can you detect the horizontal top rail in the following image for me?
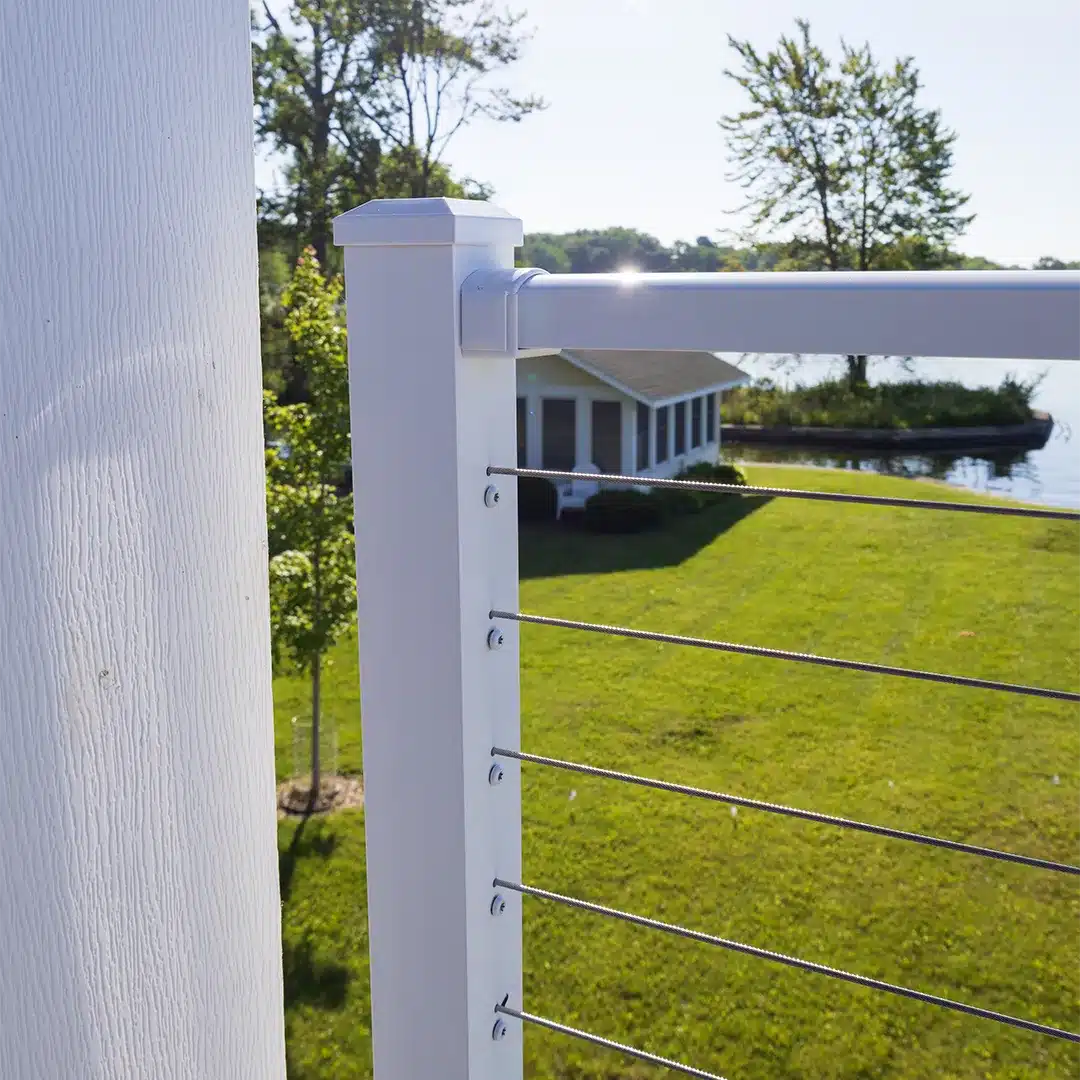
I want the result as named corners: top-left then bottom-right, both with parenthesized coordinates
top-left (463, 268), bottom-right (1080, 359)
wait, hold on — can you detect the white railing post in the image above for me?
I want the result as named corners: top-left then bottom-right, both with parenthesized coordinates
top-left (0, 1), bottom-right (285, 1076)
top-left (335, 199), bottom-right (523, 1080)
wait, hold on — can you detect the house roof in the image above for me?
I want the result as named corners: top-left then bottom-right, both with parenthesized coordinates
top-left (559, 350), bottom-right (750, 406)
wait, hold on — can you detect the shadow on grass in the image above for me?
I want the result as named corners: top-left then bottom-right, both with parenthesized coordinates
top-left (280, 816), bottom-right (351, 1034)
top-left (283, 935), bottom-right (351, 1010)
top-left (279, 814), bottom-right (339, 905)
top-left (519, 495), bottom-right (772, 580)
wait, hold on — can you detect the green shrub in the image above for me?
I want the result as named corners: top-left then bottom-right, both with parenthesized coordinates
top-left (583, 488), bottom-right (666, 533)
top-left (722, 376), bottom-right (1040, 429)
top-left (656, 486), bottom-right (705, 515)
top-left (517, 476), bottom-right (558, 523)
top-left (679, 460), bottom-right (748, 487)
top-left (658, 461), bottom-right (749, 514)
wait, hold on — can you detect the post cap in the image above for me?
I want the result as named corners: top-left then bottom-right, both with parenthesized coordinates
top-left (333, 197), bottom-right (524, 248)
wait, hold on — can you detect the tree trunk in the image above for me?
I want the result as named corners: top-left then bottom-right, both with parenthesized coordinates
top-left (309, 143), bottom-right (329, 267)
top-left (310, 652), bottom-right (322, 808)
top-left (846, 354), bottom-right (869, 390)
top-left (310, 518), bottom-right (323, 809)
top-left (310, 219), bottom-right (329, 270)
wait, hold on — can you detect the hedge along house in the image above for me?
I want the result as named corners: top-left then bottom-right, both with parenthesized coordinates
top-left (516, 349), bottom-right (751, 516)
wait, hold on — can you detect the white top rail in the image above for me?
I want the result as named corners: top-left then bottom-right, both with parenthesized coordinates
top-left (463, 270), bottom-right (1080, 360)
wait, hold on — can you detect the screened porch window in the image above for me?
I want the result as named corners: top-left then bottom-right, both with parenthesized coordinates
top-left (636, 402), bottom-right (649, 471)
top-left (517, 397), bottom-right (527, 467)
top-left (541, 398), bottom-right (576, 472)
top-left (691, 397), bottom-right (702, 448)
top-left (655, 405), bottom-right (669, 464)
top-left (592, 400), bottom-right (622, 474)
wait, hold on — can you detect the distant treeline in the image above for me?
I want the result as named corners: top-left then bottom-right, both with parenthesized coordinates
top-left (516, 228), bottom-right (1079, 276)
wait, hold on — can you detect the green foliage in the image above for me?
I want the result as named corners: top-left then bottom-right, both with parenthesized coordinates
top-left (514, 230), bottom-right (1060, 279)
top-left (723, 376), bottom-right (1040, 429)
top-left (679, 460), bottom-right (749, 487)
top-left (720, 19), bottom-right (974, 387)
top-left (555, 465), bottom-right (750, 531)
top-left (275, 465), bottom-right (1080, 1079)
top-left (373, 145), bottom-right (489, 201)
top-left (516, 475), bottom-right (558, 523)
top-left (721, 18), bottom-right (973, 272)
top-left (652, 483), bottom-right (701, 517)
top-left (259, 242), bottom-right (296, 397)
top-left (266, 250), bottom-right (356, 792)
top-left (252, 0), bottom-right (384, 267)
top-left (954, 253), bottom-right (1012, 270)
top-left (265, 250), bottom-right (355, 672)
top-left (362, 0), bottom-right (544, 199)
top-left (252, 0), bottom-right (540, 267)
top-left (657, 461), bottom-right (750, 514)
top-left (1034, 256), bottom-right (1080, 270)
top-left (518, 228), bottom-right (763, 274)
top-left (267, 537), bottom-right (357, 672)
top-left (583, 488), bottom-right (666, 533)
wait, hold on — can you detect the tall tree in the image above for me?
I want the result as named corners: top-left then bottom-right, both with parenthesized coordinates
top-left (253, 0), bottom-right (540, 266)
top-left (253, 0), bottom-right (384, 268)
top-left (360, 0), bottom-right (544, 198)
top-left (265, 251), bottom-right (356, 808)
top-left (720, 19), bottom-right (974, 386)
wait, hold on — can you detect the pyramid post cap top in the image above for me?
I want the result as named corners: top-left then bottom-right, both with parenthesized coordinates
top-left (333, 198), bottom-right (524, 247)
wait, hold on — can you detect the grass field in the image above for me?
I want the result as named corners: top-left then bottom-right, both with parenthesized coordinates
top-left (276, 465), bottom-right (1080, 1079)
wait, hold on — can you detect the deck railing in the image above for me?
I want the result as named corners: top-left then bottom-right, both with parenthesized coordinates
top-left (334, 197), bottom-right (1080, 1080)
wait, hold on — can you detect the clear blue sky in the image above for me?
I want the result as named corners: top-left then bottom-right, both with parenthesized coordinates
top-left (257, 0), bottom-right (1080, 264)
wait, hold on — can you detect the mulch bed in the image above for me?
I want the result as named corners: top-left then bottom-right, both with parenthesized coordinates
top-left (277, 774), bottom-right (364, 817)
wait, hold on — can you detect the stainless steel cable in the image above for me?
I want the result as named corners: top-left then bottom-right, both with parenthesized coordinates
top-left (494, 1003), bottom-right (728, 1080)
top-left (492, 748), bottom-right (1080, 876)
top-left (494, 879), bottom-right (1080, 1043)
top-left (490, 610), bottom-right (1080, 704)
top-left (488, 466), bottom-right (1080, 521)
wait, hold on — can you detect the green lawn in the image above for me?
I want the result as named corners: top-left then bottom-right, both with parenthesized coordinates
top-left (277, 465), bottom-right (1080, 1079)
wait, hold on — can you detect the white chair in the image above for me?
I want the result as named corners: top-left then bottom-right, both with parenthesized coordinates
top-left (555, 462), bottom-right (601, 519)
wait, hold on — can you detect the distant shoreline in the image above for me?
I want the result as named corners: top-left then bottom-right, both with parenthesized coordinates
top-left (722, 412), bottom-right (1053, 451)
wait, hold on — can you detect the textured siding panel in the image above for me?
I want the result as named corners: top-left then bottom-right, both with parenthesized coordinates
top-left (0, 2), bottom-right (286, 1077)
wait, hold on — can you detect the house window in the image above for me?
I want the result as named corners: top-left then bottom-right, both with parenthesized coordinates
top-left (655, 406), bottom-right (669, 464)
top-left (516, 397), bottom-right (527, 467)
top-left (592, 400), bottom-right (622, 474)
top-left (706, 392), bottom-right (716, 443)
top-left (674, 401), bottom-right (686, 456)
top-left (636, 402), bottom-right (649, 471)
top-left (541, 398), bottom-right (576, 472)
top-left (690, 397), bottom-right (702, 449)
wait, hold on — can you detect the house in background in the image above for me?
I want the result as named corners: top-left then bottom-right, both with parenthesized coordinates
top-left (517, 350), bottom-right (751, 515)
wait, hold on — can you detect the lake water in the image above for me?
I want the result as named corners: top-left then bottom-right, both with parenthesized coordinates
top-left (724, 356), bottom-right (1080, 510)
